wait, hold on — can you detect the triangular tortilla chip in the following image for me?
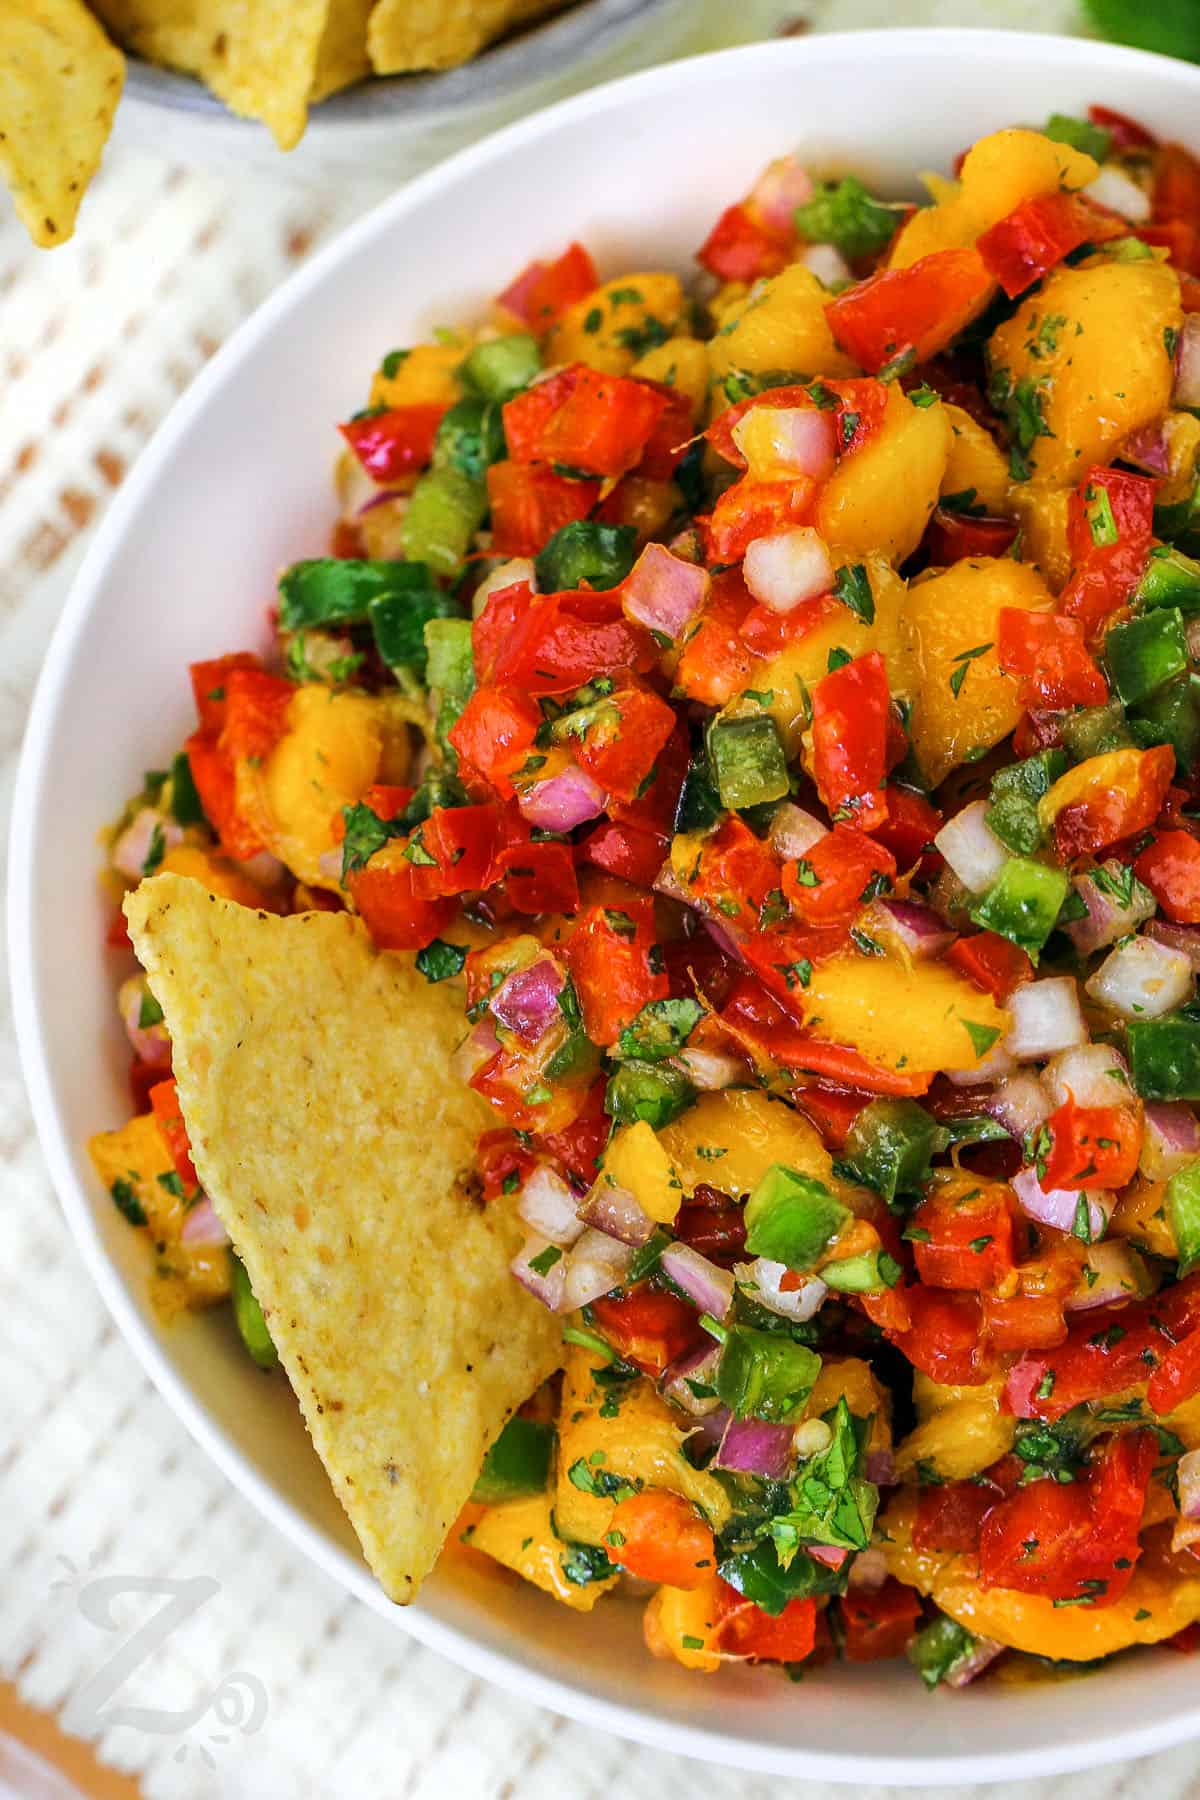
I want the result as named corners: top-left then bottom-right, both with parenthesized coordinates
top-left (125, 873), bottom-right (562, 1602)
top-left (367, 0), bottom-right (567, 74)
top-left (0, 0), bottom-right (124, 247)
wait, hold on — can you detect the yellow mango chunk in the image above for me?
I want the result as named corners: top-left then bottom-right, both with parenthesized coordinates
top-left (467, 1490), bottom-right (617, 1612)
top-left (553, 1347), bottom-right (730, 1548)
top-left (601, 1121), bottom-right (683, 1225)
top-left (942, 404), bottom-right (1010, 516)
top-left (800, 950), bottom-right (1009, 1076)
top-left (815, 386), bottom-right (950, 565)
top-left (87, 1113), bottom-right (231, 1317)
top-left (1007, 478), bottom-right (1073, 591)
top-left (707, 262), bottom-right (857, 383)
top-left (804, 1356), bottom-right (892, 1457)
top-left (988, 257), bottom-right (1182, 485)
top-left (889, 129), bottom-right (1097, 269)
top-left (1158, 411), bottom-right (1200, 506)
top-left (548, 272), bottom-right (685, 376)
top-left (631, 336), bottom-right (710, 417)
top-left (902, 556), bottom-right (1052, 785)
top-left (1111, 1177), bottom-right (1179, 1261)
top-left (658, 1088), bottom-right (834, 1200)
top-left (159, 844), bottom-right (276, 910)
top-left (895, 1371), bottom-right (1015, 1480)
top-left (370, 341), bottom-right (463, 409)
top-left (1038, 747), bottom-right (1151, 834)
top-left (644, 1576), bottom-right (724, 1672)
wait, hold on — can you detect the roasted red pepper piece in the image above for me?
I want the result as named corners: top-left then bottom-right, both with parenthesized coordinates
top-left (486, 462), bottom-right (600, 557)
top-left (1042, 1096), bottom-right (1141, 1192)
top-left (564, 898), bottom-right (667, 1046)
top-left (697, 202), bottom-right (792, 283)
top-left (889, 1285), bottom-right (996, 1386)
top-left (449, 681), bottom-right (542, 799)
top-left (977, 191), bottom-right (1124, 298)
top-left (996, 608), bottom-right (1109, 712)
top-left (589, 1285), bottom-right (702, 1376)
top-left (946, 931), bottom-right (1033, 1001)
top-left (1135, 829), bottom-right (1200, 924)
top-left (496, 841), bottom-right (580, 915)
top-left (503, 363), bottom-right (670, 478)
top-left (498, 240), bottom-right (598, 331)
top-left (839, 1580), bottom-right (924, 1663)
top-left (909, 1183), bottom-right (1016, 1291)
top-left (148, 1077), bottom-right (199, 1191)
top-left (1060, 466), bottom-right (1158, 639)
top-left (809, 650), bottom-right (892, 831)
top-left (782, 824), bottom-right (896, 926)
top-left (1006, 1273), bottom-right (1200, 1422)
top-left (824, 248), bottom-right (993, 373)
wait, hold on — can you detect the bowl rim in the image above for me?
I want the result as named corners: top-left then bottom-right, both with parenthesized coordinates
top-left (13, 28), bottom-right (1200, 1783)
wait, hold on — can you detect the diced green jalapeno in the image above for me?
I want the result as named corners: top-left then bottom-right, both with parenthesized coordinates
top-left (744, 1165), bottom-right (849, 1268)
top-left (1127, 1014), bottom-right (1200, 1101)
top-left (793, 176), bottom-right (899, 262)
top-left (1166, 1161), bottom-right (1200, 1277)
top-left (433, 396), bottom-right (506, 483)
top-left (367, 567), bottom-right (463, 676)
top-left (907, 1614), bottom-right (978, 1689)
top-left (400, 467), bottom-right (487, 576)
top-left (715, 1326), bottom-right (822, 1423)
top-left (1131, 672), bottom-right (1200, 770)
top-left (168, 750), bottom-right (207, 828)
top-left (985, 750), bottom-right (1067, 854)
top-left (471, 1415), bottom-right (556, 1502)
top-left (842, 1098), bottom-right (942, 1205)
top-left (708, 714), bottom-right (790, 810)
top-left (1043, 112), bottom-right (1111, 161)
top-left (1105, 607), bottom-right (1188, 707)
top-left (605, 1059), bottom-right (695, 1129)
top-left (674, 754), bottom-right (722, 834)
top-left (230, 1253), bottom-right (278, 1370)
top-left (1155, 480), bottom-right (1200, 558)
top-left (1060, 699), bottom-right (1134, 761)
top-left (424, 616), bottom-right (475, 700)
top-left (970, 857), bottom-right (1069, 960)
top-left (1135, 544), bottom-right (1200, 614)
top-left (279, 556), bottom-right (430, 632)
top-left (821, 1249), bottom-right (903, 1293)
top-left (534, 520), bottom-right (638, 593)
top-left (459, 333), bottom-right (541, 403)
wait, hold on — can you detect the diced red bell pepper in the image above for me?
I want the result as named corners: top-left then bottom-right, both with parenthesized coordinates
top-left (1060, 466), bottom-right (1158, 639)
top-left (913, 1480), bottom-right (999, 1554)
top-left (1139, 217), bottom-right (1200, 276)
top-left (348, 857), bottom-right (455, 951)
top-left (715, 1590), bottom-right (818, 1664)
top-left (1006, 1272), bottom-right (1200, 1422)
top-left (449, 681), bottom-right (542, 800)
top-left (889, 1285), bottom-right (996, 1386)
top-left (1148, 1325), bottom-right (1200, 1417)
top-left (535, 1076), bottom-right (608, 1187)
top-left (839, 1580), bottom-right (923, 1663)
top-left (686, 815), bottom-right (785, 935)
top-left (909, 1184), bottom-right (1015, 1291)
top-left (871, 785), bottom-right (943, 876)
top-left (589, 1284), bottom-right (702, 1376)
top-left (996, 608), bottom-right (1109, 712)
top-left (408, 803), bottom-right (516, 899)
top-left (697, 201), bottom-right (792, 283)
top-left (978, 1430), bottom-right (1157, 1606)
top-left (185, 731), bottom-right (262, 862)
top-left (498, 240), bottom-right (598, 331)
top-left (739, 595), bottom-right (838, 659)
top-left (782, 824), bottom-right (896, 926)
top-left (946, 930), bottom-right (1033, 1002)
top-left (1089, 105), bottom-right (1157, 151)
top-left (578, 820), bottom-right (667, 889)
top-left (130, 1054), bottom-right (166, 1114)
top-left (609, 720), bottom-right (689, 836)
top-left (338, 405), bottom-right (446, 481)
top-left (705, 474), bottom-right (818, 564)
top-left (1135, 829), bottom-right (1200, 924)
top-left (1042, 1096), bottom-right (1141, 1192)
top-left (572, 682), bottom-right (677, 804)
top-left (503, 363), bottom-right (670, 478)
top-left (673, 569), bottom-right (756, 706)
top-left (495, 840), bottom-right (580, 915)
top-left (825, 248), bottom-right (994, 373)
top-left (189, 652), bottom-right (261, 735)
top-left (809, 650), bottom-right (892, 831)
top-left (476, 1128), bottom-right (538, 1203)
top-left (794, 1085), bottom-right (869, 1151)
top-left (977, 191), bottom-right (1124, 299)
top-left (486, 461), bottom-right (600, 557)
top-left (635, 384), bottom-right (696, 482)
top-left (219, 669), bottom-right (296, 764)
top-left (148, 1077), bottom-right (199, 1191)
top-left (482, 590), bottom-right (655, 697)
top-left (1053, 744), bottom-right (1175, 861)
top-left (926, 506), bottom-right (1019, 565)
top-left (1155, 143), bottom-right (1200, 232)
top-left (564, 898), bottom-right (667, 1046)
top-left (982, 1290), bottom-right (1069, 1353)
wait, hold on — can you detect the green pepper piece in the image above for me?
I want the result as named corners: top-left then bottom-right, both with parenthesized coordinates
top-left (1060, 699), bottom-right (1134, 761)
top-left (842, 1098), bottom-right (942, 1205)
top-left (1105, 607), bottom-right (1188, 707)
top-left (715, 1326), bottom-right (822, 1423)
top-left (459, 333), bottom-right (541, 402)
top-left (367, 566), bottom-right (462, 676)
top-left (1135, 544), bottom-right (1200, 614)
top-left (744, 1165), bottom-right (849, 1269)
top-left (969, 857), bottom-right (1069, 961)
top-left (708, 714), bottom-right (790, 810)
top-left (230, 1253), bottom-right (278, 1370)
top-left (1128, 1014), bottom-right (1200, 1101)
top-left (605, 1059), bottom-right (695, 1129)
top-left (534, 520), bottom-right (638, 593)
top-left (985, 750), bottom-right (1067, 855)
top-left (400, 466), bottom-right (487, 576)
top-left (821, 1250), bottom-right (903, 1293)
top-left (1155, 476), bottom-right (1200, 558)
top-left (1043, 112), bottom-right (1112, 161)
top-left (1166, 1161), bottom-right (1200, 1277)
top-left (674, 754), bottom-right (722, 834)
top-left (793, 176), bottom-right (899, 262)
top-left (1131, 672), bottom-right (1200, 771)
top-left (907, 1614), bottom-right (979, 1689)
top-left (433, 396), bottom-right (506, 483)
top-left (471, 1416), bottom-right (556, 1503)
top-left (424, 616), bottom-right (475, 700)
top-left (168, 750), bottom-right (207, 829)
top-left (278, 557), bottom-right (431, 632)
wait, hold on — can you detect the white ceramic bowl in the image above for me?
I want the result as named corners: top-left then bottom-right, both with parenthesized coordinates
top-left (12, 29), bottom-right (1200, 1783)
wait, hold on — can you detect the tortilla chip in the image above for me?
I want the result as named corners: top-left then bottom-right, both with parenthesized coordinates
top-left (367, 0), bottom-right (569, 75)
top-left (90, 0), bottom-right (333, 149)
top-left (310, 0), bottom-right (372, 102)
top-left (124, 873), bottom-right (562, 1603)
top-left (0, 0), bottom-right (123, 247)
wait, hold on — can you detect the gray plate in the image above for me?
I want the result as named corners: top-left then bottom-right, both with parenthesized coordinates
top-left (121, 0), bottom-right (673, 123)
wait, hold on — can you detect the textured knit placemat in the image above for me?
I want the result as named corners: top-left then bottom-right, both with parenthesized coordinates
top-left (2, 4), bottom-right (1198, 1796)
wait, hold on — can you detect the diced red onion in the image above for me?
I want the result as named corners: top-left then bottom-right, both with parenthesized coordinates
top-left (112, 808), bottom-right (183, 882)
top-left (511, 1232), bottom-right (568, 1311)
top-left (622, 542), bottom-right (709, 642)
top-left (847, 1546), bottom-right (890, 1591)
top-left (357, 486), bottom-right (406, 516)
top-left (1146, 919), bottom-right (1200, 972)
top-left (561, 1228), bottom-right (632, 1311)
top-left (1065, 862), bottom-right (1156, 955)
top-left (1005, 978), bottom-right (1087, 1061)
top-left (1174, 313), bottom-right (1200, 411)
top-left (654, 865), bottom-right (749, 963)
top-left (732, 407), bottom-right (837, 480)
top-left (944, 1638), bottom-right (1006, 1690)
top-left (473, 556), bottom-right (536, 617)
top-left (491, 958), bottom-right (564, 1046)
top-left (934, 801), bottom-right (1008, 894)
top-left (660, 1244), bottom-right (735, 1319)
top-left (660, 1340), bottom-right (723, 1417)
top-left (808, 1544), bottom-right (849, 1571)
top-left (1012, 1167), bottom-right (1113, 1242)
top-left (1085, 166), bottom-right (1152, 222)
top-left (1179, 1449), bottom-right (1200, 1522)
top-left (736, 1257), bottom-right (828, 1322)
top-left (715, 1415), bottom-right (795, 1479)
top-left (865, 1448), bottom-right (898, 1488)
top-left (317, 846), bottom-right (344, 881)
top-left (866, 899), bottom-right (956, 962)
top-left (1141, 1102), bottom-right (1200, 1180)
top-left (1118, 422), bottom-right (1171, 477)
top-left (1086, 934), bottom-right (1195, 1021)
top-left (518, 1164), bottom-right (585, 1246)
top-left (799, 242), bottom-right (853, 288)
top-left (237, 850), bottom-right (287, 888)
top-left (987, 1070), bottom-right (1052, 1140)
top-left (118, 974), bottom-right (171, 1067)
top-left (452, 1016), bottom-right (500, 1084)
top-left (743, 527), bottom-right (834, 612)
top-left (749, 154), bottom-right (814, 234)
top-left (671, 1045), bottom-right (746, 1091)
top-left (576, 1180), bottom-right (656, 1246)
top-left (945, 1040), bottom-right (1015, 1086)
top-left (180, 1199), bottom-right (228, 1247)
top-left (1065, 1240), bottom-right (1148, 1312)
top-left (702, 916), bottom-right (748, 965)
top-left (769, 801), bottom-right (827, 862)
top-left (1042, 1043), bottom-right (1131, 1111)
top-left (518, 765), bottom-right (607, 832)
top-left (689, 1404), bottom-right (733, 1451)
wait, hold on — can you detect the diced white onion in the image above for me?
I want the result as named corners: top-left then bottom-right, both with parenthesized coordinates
top-left (1004, 977), bottom-right (1087, 1061)
top-left (473, 557), bottom-right (536, 618)
top-left (934, 801), bottom-right (1008, 894)
top-left (989, 1070), bottom-right (1052, 1139)
top-left (1179, 1448), bottom-right (1200, 1522)
top-left (1065, 861), bottom-right (1156, 955)
top-left (799, 242), bottom-right (853, 289)
top-left (945, 1041), bottom-right (1015, 1086)
top-left (743, 527), bottom-right (834, 613)
top-left (735, 1257), bottom-right (828, 1322)
top-left (561, 1228), bottom-right (632, 1312)
top-left (672, 1045), bottom-right (746, 1091)
top-left (1085, 934), bottom-right (1195, 1021)
top-left (1085, 165), bottom-right (1152, 223)
top-left (1064, 1241), bottom-right (1147, 1312)
top-left (1042, 1043), bottom-right (1132, 1111)
top-left (769, 802), bottom-right (828, 861)
top-left (517, 1165), bottom-right (585, 1247)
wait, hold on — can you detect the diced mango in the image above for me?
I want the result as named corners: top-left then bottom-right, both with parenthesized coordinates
top-left (815, 386), bottom-right (950, 565)
top-left (87, 1113), bottom-right (231, 1317)
top-left (804, 1355), bottom-right (892, 1456)
top-left (601, 1121), bottom-right (683, 1225)
top-left (631, 336), bottom-right (710, 418)
top-left (799, 950), bottom-right (1009, 1077)
top-left (895, 1372), bottom-right (1015, 1480)
top-left (942, 403), bottom-right (1010, 516)
top-left (657, 1088), bottom-right (834, 1200)
top-left (1111, 1176), bottom-right (1179, 1262)
top-left (1007, 478), bottom-right (1073, 591)
top-left (707, 262), bottom-right (857, 383)
top-left (467, 1490), bottom-right (617, 1612)
top-left (159, 845), bottom-right (278, 910)
top-left (370, 341), bottom-right (464, 410)
top-left (644, 1574), bottom-right (724, 1672)
top-left (889, 129), bottom-right (1097, 269)
top-left (548, 272), bottom-right (686, 376)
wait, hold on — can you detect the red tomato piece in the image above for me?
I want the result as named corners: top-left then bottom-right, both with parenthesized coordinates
top-left (925, 506), bottom-right (1019, 565)
top-left (578, 820), bottom-right (667, 889)
top-left (185, 732), bottom-right (262, 862)
top-left (486, 462), bottom-right (600, 557)
top-left (739, 595), bottom-right (839, 659)
top-left (782, 824), bottom-right (896, 926)
top-left (348, 858), bottom-right (454, 951)
top-left (338, 405), bottom-right (446, 481)
top-left (697, 201), bottom-right (792, 283)
top-left (1006, 1273), bottom-right (1200, 1422)
top-left (502, 363), bottom-right (670, 478)
top-left (715, 1590), bottom-right (818, 1664)
top-left (564, 899), bottom-right (667, 1046)
top-left (995, 608), bottom-right (1109, 712)
top-left (913, 1481), bottom-right (999, 1554)
top-left (889, 1286), bottom-right (995, 1386)
top-left (982, 1290), bottom-right (1069, 1353)
top-left (448, 682), bottom-right (542, 799)
top-left (910, 1185), bottom-right (1015, 1291)
top-left (673, 569), bottom-right (756, 705)
top-left (496, 841), bottom-right (580, 915)
top-left (476, 1128), bottom-right (537, 1203)
top-left (635, 385), bottom-right (696, 481)
top-left (589, 1285), bottom-right (702, 1376)
top-left (1148, 1326), bottom-right (1200, 1417)
top-left (148, 1077), bottom-right (199, 1191)
top-left (219, 669), bottom-right (295, 763)
top-left (408, 803), bottom-right (514, 899)
top-left (608, 720), bottom-right (690, 836)
top-left (945, 930), bottom-right (1033, 1002)
top-left (839, 1580), bottom-right (924, 1663)
top-left (809, 650), bottom-right (892, 831)
top-left (1053, 744), bottom-right (1175, 861)
top-left (535, 1077), bottom-right (608, 1186)
top-left (1060, 466), bottom-right (1158, 639)
top-left (705, 474), bottom-right (818, 564)
top-left (794, 1085), bottom-right (869, 1151)
top-left (871, 784), bottom-right (943, 875)
top-left (1042, 1096), bottom-right (1141, 1192)
top-left (608, 1491), bottom-right (715, 1588)
top-left (977, 191), bottom-right (1124, 298)
top-left (189, 652), bottom-right (261, 735)
top-left (687, 815), bottom-right (785, 935)
top-left (1135, 830), bottom-right (1200, 924)
top-left (824, 248), bottom-right (994, 373)
top-left (487, 591), bottom-right (655, 697)
top-left (498, 241), bottom-right (598, 331)
top-left (572, 682), bottom-right (677, 804)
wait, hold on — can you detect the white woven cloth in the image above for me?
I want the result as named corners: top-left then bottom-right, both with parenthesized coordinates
top-left (3, 3), bottom-right (1199, 1796)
